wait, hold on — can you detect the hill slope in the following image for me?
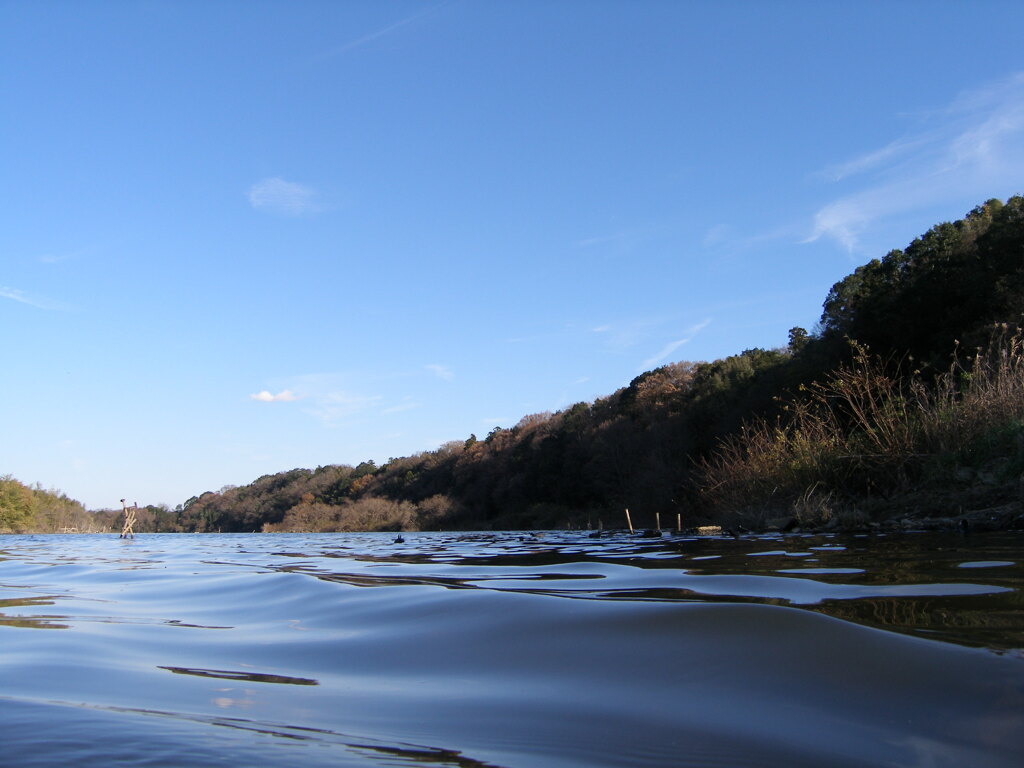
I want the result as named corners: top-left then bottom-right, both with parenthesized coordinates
top-left (163, 196), bottom-right (1024, 532)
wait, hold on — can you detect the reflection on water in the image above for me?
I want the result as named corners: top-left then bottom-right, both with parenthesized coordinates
top-left (159, 666), bottom-right (319, 686)
top-left (0, 595), bottom-right (69, 629)
top-left (0, 530), bottom-right (1021, 767)
top-left (960, 560), bottom-right (1016, 568)
top-left (244, 529), bottom-right (1023, 650)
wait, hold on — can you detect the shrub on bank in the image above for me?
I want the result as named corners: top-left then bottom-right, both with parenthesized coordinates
top-left (698, 330), bottom-right (1024, 524)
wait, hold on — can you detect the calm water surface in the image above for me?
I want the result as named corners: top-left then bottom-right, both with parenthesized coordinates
top-left (0, 530), bottom-right (1021, 767)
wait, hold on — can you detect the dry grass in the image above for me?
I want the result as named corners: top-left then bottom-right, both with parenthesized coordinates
top-left (699, 329), bottom-right (1024, 520)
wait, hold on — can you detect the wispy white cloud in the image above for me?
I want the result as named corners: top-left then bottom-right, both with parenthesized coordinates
top-left (591, 318), bottom-right (663, 352)
top-left (247, 177), bottom-right (319, 216)
top-left (573, 223), bottom-right (673, 255)
top-left (37, 246), bottom-right (92, 264)
top-left (425, 364), bottom-right (454, 381)
top-left (641, 319), bottom-right (711, 369)
top-left (309, 391), bottom-right (382, 424)
top-left (805, 200), bottom-right (869, 252)
top-left (34, 242), bottom-right (107, 265)
top-left (575, 232), bottom-right (627, 249)
top-left (819, 135), bottom-right (929, 182)
top-left (0, 285), bottom-right (68, 311)
top-left (382, 399), bottom-right (419, 415)
top-left (262, 372), bottom-right (385, 425)
top-left (250, 389), bottom-right (300, 403)
top-left (806, 72), bottom-right (1024, 252)
top-left (701, 224), bottom-right (734, 248)
top-left (314, 1), bottom-right (452, 60)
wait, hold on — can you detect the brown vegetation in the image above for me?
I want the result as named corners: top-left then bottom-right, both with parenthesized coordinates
top-left (698, 330), bottom-right (1024, 528)
top-left (7, 197), bottom-right (1023, 533)
top-left (262, 494), bottom-right (421, 532)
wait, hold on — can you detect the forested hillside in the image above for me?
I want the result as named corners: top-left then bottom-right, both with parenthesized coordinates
top-left (0, 475), bottom-right (114, 533)
top-left (8, 197), bottom-right (1023, 534)
top-left (165, 197), bottom-right (1024, 533)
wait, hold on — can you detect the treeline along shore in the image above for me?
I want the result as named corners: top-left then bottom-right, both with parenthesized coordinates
top-left (4, 197), bottom-right (1024, 534)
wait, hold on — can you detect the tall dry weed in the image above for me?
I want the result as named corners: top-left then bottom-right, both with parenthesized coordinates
top-left (699, 330), bottom-right (1024, 516)
top-left (918, 329), bottom-right (1024, 460)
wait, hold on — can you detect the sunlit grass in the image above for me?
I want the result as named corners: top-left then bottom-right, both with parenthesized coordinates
top-left (699, 327), bottom-right (1024, 524)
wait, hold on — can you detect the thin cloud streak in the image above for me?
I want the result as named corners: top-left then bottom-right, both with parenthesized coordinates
top-left (37, 246), bottom-right (93, 264)
top-left (425, 364), bottom-right (454, 381)
top-left (592, 316), bottom-right (670, 353)
top-left (0, 286), bottom-right (68, 311)
top-left (247, 178), bottom-right (319, 216)
top-left (820, 135), bottom-right (929, 182)
top-left (314, 1), bottom-right (453, 60)
top-left (382, 400), bottom-right (419, 415)
top-left (806, 72), bottom-right (1024, 252)
top-left (641, 319), bottom-right (712, 369)
top-left (306, 391), bottom-right (383, 425)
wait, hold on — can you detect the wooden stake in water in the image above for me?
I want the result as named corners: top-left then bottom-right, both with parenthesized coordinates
top-left (120, 499), bottom-right (137, 539)
top-left (655, 512), bottom-right (661, 532)
top-left (677, 512), bottom-right (682, 532)
top-left (625, 508), bottom-right (634, 534)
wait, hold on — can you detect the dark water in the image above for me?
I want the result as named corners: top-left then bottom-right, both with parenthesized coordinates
top-left (0, 530), bottom-right (1021, 767)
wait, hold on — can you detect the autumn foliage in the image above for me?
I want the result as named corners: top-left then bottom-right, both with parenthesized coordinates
top-left (9, 197), bottom-right (1024, 532)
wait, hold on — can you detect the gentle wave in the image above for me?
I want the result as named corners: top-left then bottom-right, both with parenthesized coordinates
top-left (0, 531), bottom-right (1021, 767)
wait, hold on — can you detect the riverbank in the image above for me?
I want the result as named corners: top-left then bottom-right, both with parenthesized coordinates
top-left (709, 477), bottom-right (1024, 536)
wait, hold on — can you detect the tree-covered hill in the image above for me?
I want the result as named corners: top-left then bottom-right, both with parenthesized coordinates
top-left (0, 475), bottom-right (115, 533)
top-left (817, 197), bottom-right (1024, 366)
top-left (75, 196), bottom-right (1024, 533)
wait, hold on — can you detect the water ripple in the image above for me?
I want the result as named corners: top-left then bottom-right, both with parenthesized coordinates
top-left (0, 531), bottom-right (1021, 767)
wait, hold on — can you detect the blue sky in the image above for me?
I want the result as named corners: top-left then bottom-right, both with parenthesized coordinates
top-left (3, 1), bottom-right (1023, 510)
